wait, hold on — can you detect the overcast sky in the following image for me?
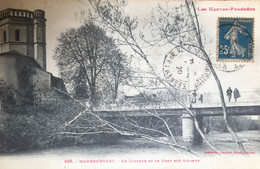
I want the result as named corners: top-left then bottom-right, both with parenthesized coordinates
top-left (1, 0), bottom-right (260, 96)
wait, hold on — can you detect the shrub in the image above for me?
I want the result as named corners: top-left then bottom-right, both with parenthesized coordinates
top-left (0, 94), bottom-right (119, 153)
top-left (203, 116), bottom-right (255, 133)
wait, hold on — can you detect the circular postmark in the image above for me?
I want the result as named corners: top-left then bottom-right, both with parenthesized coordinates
top-left (163, 44), bottom-right (211, 91)
top-left (210, 54), bottom-right (245, 72)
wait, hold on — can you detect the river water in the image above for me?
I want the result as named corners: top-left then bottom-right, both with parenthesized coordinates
top-left (0, 131), bottom-right (259, 169)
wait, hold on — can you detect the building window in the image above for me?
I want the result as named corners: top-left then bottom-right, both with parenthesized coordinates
top-left (15, 29), bottom-right (20, 41)
top-left (3, 30), bottom-right (6, 42)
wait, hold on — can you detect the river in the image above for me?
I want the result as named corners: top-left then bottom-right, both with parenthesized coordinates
top-left (0, 130), bottom-right (259, 169)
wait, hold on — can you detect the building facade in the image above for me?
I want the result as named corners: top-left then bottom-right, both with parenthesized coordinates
top-left (0, 8), bottom-right (66, 102)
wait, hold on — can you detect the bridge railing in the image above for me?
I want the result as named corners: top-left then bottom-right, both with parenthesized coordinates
top-left (95, 91), bottom-right (260, 111)
top-left (200, 91), bottom-right (260, 104)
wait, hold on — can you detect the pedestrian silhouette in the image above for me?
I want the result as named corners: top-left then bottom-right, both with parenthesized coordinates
top-left (198, 94), bottom-right (203, 103)
top-left (233, 88), bottom-right (241, 102)
top-left (191, 90), bottom-right (197, 103)
top-left (226, 87), bottom-right (232, 102)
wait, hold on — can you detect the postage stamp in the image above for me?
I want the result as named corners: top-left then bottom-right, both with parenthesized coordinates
top-left (217, 17), bottom-right (254, 62)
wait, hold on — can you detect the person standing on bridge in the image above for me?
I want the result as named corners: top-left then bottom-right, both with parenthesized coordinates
top-left (191, 90), bottom-right (197, 103)
top-left (233, 88), bottom-right (241, 102)
top-left (226, 87), bottom-right (232, 102)
top-left (198, 94), bottom-right (203, 103)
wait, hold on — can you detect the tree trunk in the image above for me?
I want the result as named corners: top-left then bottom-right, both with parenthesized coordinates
top-left (90, 86), bottom-right (97, 110)
top-left (185, 0), bottom-right (246, 153)
top-left (113, 83), bottom-right (119, 102)
top-left (209, 61), bottom-right (246, 153)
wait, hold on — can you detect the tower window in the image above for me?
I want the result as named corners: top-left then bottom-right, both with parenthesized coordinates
top-left (3, 30), bottom-right (6, 42)
top-left (15, 29), bottom-right (20, 41)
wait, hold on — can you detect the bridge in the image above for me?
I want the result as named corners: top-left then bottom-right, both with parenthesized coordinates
top-left (96, 103), bottom-right (260, 117)
top-left (95, 91), bottom-right (260, 117)
top-left (93, 91), bottom-right (260, 145)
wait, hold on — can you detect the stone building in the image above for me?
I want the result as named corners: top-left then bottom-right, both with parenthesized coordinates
top-left (0, 8), bottom-right (66, 103)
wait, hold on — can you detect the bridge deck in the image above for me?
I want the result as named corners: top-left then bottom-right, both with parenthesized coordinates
top-left (95, 101), bottom-right (260, 117)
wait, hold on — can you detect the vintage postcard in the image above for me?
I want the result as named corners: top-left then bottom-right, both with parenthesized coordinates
top-left (0, 0), bottom-right (259, 169)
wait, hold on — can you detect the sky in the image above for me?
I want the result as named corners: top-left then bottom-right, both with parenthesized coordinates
top-left (1, 0), bottom-right (260, 96)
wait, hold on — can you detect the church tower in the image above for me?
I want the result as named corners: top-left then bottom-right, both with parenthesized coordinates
top-left (0, 8), bottom-right (66, 96)
top-left (34, 10), bottom-right (46, 70)
top-left (0, 9), bottom-right (47, 70)
top-left (0, 9), bottom-right (34, 59)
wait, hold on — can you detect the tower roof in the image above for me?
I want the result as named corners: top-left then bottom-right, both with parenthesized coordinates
top-left (0, 8), bottom-right (45, 21)
top-left (0, 50), bottom-right (42, 69)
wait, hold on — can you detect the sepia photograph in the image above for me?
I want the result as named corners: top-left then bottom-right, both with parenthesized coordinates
top-left (0, 0), bottom-right (259, 169)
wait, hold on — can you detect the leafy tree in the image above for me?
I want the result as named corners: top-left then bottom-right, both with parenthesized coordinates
top-left (54, 22), bottom-right (130, 108)
top-left (73, 67), bottom-right (89, 100)
top-left (104, 50), bottom-right (132, 102)
top-left (18, 66), bottom-right (35, 105)
top-left (0, 79), bottom-right (15, 109)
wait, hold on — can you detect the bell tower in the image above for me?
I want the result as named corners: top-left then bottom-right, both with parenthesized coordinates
top-left (0, 9), bottom-right (34, 58)
top-left (34, 10), bottom-right (46, 70)
top-left (0, 9), bottom-right (47, 70)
